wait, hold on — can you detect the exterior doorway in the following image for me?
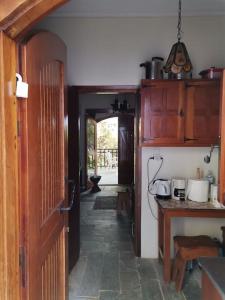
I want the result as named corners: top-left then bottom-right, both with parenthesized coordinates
top-left (96, 117), bottom-right (118, 185)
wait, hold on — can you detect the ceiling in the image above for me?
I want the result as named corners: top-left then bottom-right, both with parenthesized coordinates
top-left (51, 0), bottom-right (225, 17)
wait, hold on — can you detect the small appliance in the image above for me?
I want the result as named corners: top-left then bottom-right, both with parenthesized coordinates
top-left (153, 179), bottom-right (171, 199)
top-left (171, 178), bottom-right (186, 201)
top-left (186, 179), bottom-right (209, 203)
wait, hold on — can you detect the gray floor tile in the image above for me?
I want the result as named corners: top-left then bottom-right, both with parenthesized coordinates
top-left (99, 291), bottom-right (119, 300)
top-left (141, 280), bottom-right (164, 300)
top-left (120, 271), bottom-right (140, 291)
top-left (69, 256), bottom-right (88, 294)
top-left (119, 251), bottom-right (138, 272)
top-left (138, 259), bottom-right (158, 282)
top-left (100, 252), bottom-right (120, 291)
top-left (119, 288), bottom-right (143, 300)
top-left (76, 252), bottom-right (104, 297)
top-left (110, 241), bottom-right (133, 252)
top-left (182, 278), bottom-right (201, 300)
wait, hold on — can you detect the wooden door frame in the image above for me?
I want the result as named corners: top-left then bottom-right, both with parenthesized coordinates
top-left (0, 1), bottom-right (68, 299)
top-left (71, 85), bottom-right (141, 257)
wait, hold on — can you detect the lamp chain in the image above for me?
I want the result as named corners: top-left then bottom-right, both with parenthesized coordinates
top-left (177, 0), bottom-right (182, 42)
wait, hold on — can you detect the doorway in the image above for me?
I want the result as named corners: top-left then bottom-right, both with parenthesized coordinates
top-left (96, 117), bottom-right (118, 185)
top-left (68, 86), bottom-right (141, 259)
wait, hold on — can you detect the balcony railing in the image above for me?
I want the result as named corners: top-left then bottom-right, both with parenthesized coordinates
top-left (87, 148), bottom-right (118, 169)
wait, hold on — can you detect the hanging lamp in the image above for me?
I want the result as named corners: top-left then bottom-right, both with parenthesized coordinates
top-left (164, 0), bottom-right (192, 75)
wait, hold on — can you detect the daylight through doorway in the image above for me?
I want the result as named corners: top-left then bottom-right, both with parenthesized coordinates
top-left (97, 117), bottom-right (118, 184)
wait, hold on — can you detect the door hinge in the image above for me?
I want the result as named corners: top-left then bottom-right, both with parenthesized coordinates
top-left (19, 246), bottom-right (26, 288)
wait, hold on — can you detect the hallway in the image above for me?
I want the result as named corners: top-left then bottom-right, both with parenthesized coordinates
top-left (69, 186), bottom-right (201, 300)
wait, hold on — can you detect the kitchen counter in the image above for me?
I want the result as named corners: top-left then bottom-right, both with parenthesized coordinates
top-left (156, 198), bottom-right (223, 210)
top-left (200, 257), bottom-right (225, 300)
top-left (155, 197), bottom-right (225, 283)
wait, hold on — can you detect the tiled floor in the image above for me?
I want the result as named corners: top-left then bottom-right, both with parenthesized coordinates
top-left (69, 186), bottom-right (202, 300)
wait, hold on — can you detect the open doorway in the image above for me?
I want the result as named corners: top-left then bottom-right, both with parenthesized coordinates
top-left (97, 117), bottom-right (118, 184)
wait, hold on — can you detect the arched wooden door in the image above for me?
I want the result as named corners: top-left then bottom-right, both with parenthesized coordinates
top-left (18, 31), bottom-right (68, 300)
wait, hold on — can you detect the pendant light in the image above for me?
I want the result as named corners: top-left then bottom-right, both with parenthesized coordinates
top-left (164, 0), bottom-right (192, 75)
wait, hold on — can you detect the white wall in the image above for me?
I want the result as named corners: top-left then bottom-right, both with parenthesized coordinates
top-left (37, 16), bottom-right (225, 85)
top-left (141, 147), bottom-right (225, 258)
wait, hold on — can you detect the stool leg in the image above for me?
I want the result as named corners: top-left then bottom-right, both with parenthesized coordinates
top-left (172, 253), bottom-right (179, 282)
top-left (172, 253), bottom-right (186, 292)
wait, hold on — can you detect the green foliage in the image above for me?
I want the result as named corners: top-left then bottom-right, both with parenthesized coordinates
top-left (97, 118), bottom-right (118, 149)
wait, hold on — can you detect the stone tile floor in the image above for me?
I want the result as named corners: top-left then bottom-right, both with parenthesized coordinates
top-left (69, 186), bottom-right (202, 300)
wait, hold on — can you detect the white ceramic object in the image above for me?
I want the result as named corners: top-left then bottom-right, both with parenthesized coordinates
top-left (186, 179), bottom-right (209, 203)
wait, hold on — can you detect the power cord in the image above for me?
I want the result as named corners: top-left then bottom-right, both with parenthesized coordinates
top-left (146, 156), bottom-right (164, 220)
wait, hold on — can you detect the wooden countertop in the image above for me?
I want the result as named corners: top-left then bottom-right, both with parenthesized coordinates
top-left (155, 198), bottom-right (225, 211)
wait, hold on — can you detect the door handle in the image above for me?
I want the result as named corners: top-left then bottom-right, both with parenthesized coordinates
top-left (59, 179), bottom-right (76, 213)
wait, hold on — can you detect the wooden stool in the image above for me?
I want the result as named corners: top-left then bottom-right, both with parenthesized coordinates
top-left (172, 235), bottom-right (220, 292)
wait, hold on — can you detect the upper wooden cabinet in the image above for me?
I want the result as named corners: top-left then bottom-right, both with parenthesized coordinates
top-left (141, 81), bottom-right (185, 145)
top-left (184, 80), bottom-right (220, 145)
top-left (140, 79), bottom-right (220, 146)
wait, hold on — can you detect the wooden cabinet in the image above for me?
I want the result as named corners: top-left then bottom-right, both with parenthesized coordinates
top-left (140, 79), bottom-right (220, 146)
top-left (141, 81), bottom-right (185, 146)
top-left (185, 80), bottom-right (220, 145)
top-left (202, 270), bottom-right (223, 300)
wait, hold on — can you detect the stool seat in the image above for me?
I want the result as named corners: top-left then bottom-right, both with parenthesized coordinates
top-left (172, 235), bottom-right (219, 292)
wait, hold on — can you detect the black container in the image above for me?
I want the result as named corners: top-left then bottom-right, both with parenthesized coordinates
top-left (140, 61), bottom-right (151, 79)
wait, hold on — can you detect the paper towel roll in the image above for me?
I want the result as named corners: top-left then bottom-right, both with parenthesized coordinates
top-left (186, 179), bottom-right (209, 203)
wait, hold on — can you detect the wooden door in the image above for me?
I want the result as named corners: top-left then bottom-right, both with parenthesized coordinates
top-left (0, 31), bottom-right (20, 300)
top-left (68, 87), bottom-right (80, 271)
top-left (19, 32), bottom-right (68, 300)
top-left (185, 80), bottom-right (220, 145)
top-left (141, 81), bottom-right (185, 146)
top-left (118, 114), bottom-right (134, 184)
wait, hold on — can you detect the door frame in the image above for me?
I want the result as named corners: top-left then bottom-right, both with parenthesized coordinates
top-left (71, 85), bottom-right (141, 256)
top-left (0, 1), bottom-right (68, 299)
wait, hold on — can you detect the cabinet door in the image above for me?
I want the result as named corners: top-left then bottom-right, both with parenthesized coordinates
top-left (185, 80), bottom-right (220, 145)
top-left (141, 81), bottom-right (185, 146)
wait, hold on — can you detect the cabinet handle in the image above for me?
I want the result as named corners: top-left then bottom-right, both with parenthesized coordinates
top-left (184, 137), bottom-right (198, 142)
top-left (142, 137), bottom-right (155, 142)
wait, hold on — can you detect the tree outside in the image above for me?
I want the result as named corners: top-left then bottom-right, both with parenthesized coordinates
top-left (97, 117), bottom-right (118, 149)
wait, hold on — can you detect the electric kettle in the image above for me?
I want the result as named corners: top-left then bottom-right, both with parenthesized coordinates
top-left (153, 179), bottom-right (171, 199)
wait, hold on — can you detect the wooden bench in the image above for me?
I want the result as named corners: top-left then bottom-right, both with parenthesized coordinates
top-left (172, 235), bottom-right (220, 292)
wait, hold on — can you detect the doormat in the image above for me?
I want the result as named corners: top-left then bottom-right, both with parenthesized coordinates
top-left (93, 196), bottom-right (117, 210)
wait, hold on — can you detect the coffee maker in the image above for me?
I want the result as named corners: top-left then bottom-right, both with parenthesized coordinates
top-left (171, 178), bottom-right (186, 201)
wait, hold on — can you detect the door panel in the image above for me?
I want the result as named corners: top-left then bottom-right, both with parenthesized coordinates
top-left (185, 80), bottom-right (220, 145)
top-left (19, 32), bottom-right (67, 300)
top-left (141, 82), bottom-right (185, 145)
top-left (118, 114), bottom-right (134, 185)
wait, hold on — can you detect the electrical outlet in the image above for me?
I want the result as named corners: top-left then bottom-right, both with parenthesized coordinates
top-left (153, 148), bottom-right (161, 160)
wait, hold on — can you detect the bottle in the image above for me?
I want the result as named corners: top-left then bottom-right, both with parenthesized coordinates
top-left (205, 170), bottom-right (215, 184)
top-left (205, 171), bottom-right (215, 201)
